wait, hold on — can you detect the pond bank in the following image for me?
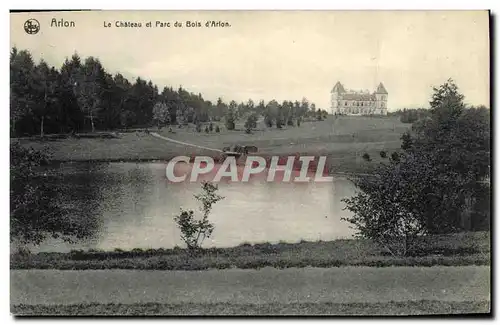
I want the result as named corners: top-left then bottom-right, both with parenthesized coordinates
top-left (11, 232), bottom-right (490, 270)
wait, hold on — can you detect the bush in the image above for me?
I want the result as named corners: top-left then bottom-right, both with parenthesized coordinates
top-left (342, 155), bottom-right (429, 257)
top-left (173, 182), bottom-right (224, 251)
top-left (209, 123), bottom-right (214, 132)
top-left (362, 153), bottom-right (371, 162)
top-left (225, 120), bottom-right (235, 131)
top-left (380, 151), bottom-right (387, 158)
top-left (10, 142), bottom-right (86, 245)
top-left (205, 126), bottom-right (209, 133)
top-left (215, 125), bottom-right (220, 133)
top-left (225, 110), bottom-right (236, 131)
top-left (244, 114), bottom-right (257, 130)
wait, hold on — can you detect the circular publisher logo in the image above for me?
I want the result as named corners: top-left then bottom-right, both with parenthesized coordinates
top-left (24, 19), bottom-right (40, 35)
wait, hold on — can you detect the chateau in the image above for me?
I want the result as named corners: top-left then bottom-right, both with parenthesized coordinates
top-left (330, 81), bottom-right (388, 115)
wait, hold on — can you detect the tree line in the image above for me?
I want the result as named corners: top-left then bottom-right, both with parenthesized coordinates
top-left (10, 47), bottom-right (322, 137)
top-left (388, 108), bottom-right (431, 124)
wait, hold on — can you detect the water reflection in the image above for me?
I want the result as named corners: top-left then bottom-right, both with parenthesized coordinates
top-left (33, 162), bottom-right (357, 252)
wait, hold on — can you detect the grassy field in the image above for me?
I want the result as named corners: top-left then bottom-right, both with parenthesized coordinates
top-left (11, 232), bottom-right (490, 270)
top-left (13, 116), bottom-right (410, 174)
top-left (159, 115), bottom-right (408, 150)
top-left (11, 300), bottom-right (491, 316)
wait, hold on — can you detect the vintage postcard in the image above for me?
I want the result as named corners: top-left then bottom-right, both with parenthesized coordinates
top-left (9, 10), bottom-right (491, 316)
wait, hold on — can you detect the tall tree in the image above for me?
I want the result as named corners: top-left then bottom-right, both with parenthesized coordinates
top-left (265, 100), bottom-right (279, 128)
top-left (33, 59), bottom-right (59, 136)
top-left (302, 97), bottom-right (310, 115)
top-left (10, 48), bottom-right (37, 136)
top-left (256, 99), bottom-right (266, 116)
top-left (152, 101), bottom-right (170, 128)
top-left (77, 57), bottom-right (107, 132)
top-left (215, 97), bottom-right (227, 121)
top-left (225, 100), bottom-right (238, 130)
top-left (343, 79), bottom-right (491, 245)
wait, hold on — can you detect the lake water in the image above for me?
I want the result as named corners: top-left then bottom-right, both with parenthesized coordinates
top-left (34, 162), bottom-right (357, 252)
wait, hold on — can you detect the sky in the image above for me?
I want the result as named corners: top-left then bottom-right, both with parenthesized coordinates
top-left (10, 10), bottom-right (490, 110)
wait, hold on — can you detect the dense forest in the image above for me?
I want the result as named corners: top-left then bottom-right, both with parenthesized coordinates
top-left (10, 47), bottom-right (328, 137)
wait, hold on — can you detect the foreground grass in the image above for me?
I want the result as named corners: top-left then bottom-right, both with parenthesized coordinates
top-left (11, 300), bottom-right (491, 316)
top-left (11, 232), bottom-right (490, 270)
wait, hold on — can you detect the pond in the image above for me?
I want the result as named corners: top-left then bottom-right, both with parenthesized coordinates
top-left (32, 162), bottom-right (358, 252)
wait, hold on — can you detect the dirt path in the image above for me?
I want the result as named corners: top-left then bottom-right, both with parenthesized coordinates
top-left (150, 132), bottom-right (223, 153)
top-left (11, 266), bottom-right (490, 306)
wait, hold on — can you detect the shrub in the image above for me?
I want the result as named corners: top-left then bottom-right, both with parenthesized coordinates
top-left (342, 155), bottom-right (429, 257)
top-left (174, 182), bottom-right (224, 251)
top-left (215, 125), bottom-right (220, 133)
top-left (362, 153), bottom-right (371, 162)
top-left (10, 142), bottom-right (90, 246)
top-left (316, 110), bottom-right (324, 121)
top-left (380, 151), bottom-right (387, 158)
top-left (225, 110), bottom-right (236, 131)
top-left (244, 114), bottom-right (257, 130)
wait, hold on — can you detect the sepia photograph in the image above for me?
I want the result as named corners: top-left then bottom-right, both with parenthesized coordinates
top-left (9, 9), bottom-right (491, 316)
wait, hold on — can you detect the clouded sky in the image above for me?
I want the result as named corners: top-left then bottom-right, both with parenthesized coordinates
top-left (10, 10), bottom-right (489, 110)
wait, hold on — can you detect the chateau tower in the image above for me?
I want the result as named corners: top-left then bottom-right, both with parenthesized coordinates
top-left (374, 82), bottom-right (388, 111)
top-left (330, 81), bottom-right (346, 114)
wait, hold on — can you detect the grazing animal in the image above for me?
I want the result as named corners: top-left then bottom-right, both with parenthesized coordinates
top-left (244, 145), bottom-right (258, 153)
top-left (234, 145), bottom-right (249, 154)
top-left (232, 145), bottom-right (242, 153)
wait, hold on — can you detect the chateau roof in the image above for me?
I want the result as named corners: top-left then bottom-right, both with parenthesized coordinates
top-left (375, 82), bottom-right (388, 94)
top-left (331, 81), bottom-right (346, 93)
top-left (341, 93), bottom-right (376, 101)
